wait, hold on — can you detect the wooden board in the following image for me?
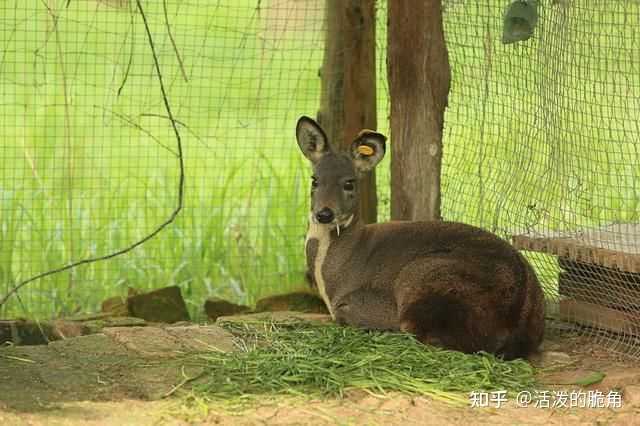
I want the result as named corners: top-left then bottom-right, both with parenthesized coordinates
top-left (558, 272), bottom-right (640, 311)
top-left (558, 257), bottom-right (640, 283)
top-left (555, 256), bottom-right (640, 332)
top-left (559, 299), bottom-right (640, 336)
top-left (512, 223), bottom-right (640, 273)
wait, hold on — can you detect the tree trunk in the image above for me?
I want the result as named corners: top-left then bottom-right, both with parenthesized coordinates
top-left (387, 0), bottom-right (451, 221)
top-left (318, 0), bottom-right (378, 224)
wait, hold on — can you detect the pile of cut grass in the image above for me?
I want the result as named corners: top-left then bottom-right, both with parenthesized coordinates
top-left (192, 320), bottom-right (537, 406)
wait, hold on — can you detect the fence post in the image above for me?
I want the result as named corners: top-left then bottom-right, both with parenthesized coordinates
top-left (318, 0), bottom-right (378, 224)
top-left (388, 0), bottom-right (451, 221)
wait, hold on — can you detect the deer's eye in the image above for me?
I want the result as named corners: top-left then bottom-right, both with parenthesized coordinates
top-left (311, 177), bottom-right (318, 188)
top-left (343, 181), bottom-right (355, 191)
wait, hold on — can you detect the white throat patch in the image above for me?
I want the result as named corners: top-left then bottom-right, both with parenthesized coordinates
top-left (305, 213), bottom-right (354, 319)
top-left (306, 217), bottom-right (333, 318)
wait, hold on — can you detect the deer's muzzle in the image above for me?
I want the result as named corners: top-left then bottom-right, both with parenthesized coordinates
top-left (315, 208), bottom-right (335, 224)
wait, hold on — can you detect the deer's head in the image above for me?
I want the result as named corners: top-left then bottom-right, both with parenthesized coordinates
top-left (296, 116), bottom-right (386, 231)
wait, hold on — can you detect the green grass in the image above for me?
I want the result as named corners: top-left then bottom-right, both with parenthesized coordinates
top-left (0, 0), bottom-right (319, 318)
top-left (1, 0), bottom-right (639, 319)
top-left (190, 319), bottom-right (536, 406)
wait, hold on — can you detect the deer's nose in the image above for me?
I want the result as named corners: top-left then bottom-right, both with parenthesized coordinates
top-left (315, 208), bottom-right (335, 224)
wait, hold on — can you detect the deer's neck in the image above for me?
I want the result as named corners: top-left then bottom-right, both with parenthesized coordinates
top-left (305, 213), bottom-right (362, 318)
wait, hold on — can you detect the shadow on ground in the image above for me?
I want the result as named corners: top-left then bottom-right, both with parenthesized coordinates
top-left (0, 324), bottom-right (235, 411)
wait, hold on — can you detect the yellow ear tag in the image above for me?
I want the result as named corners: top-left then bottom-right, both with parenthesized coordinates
top-left (357, 145), bottom-right (374, 156)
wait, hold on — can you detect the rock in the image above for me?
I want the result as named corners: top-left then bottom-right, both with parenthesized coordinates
top-left (0, 315), bottom-right (154, 346)
top-left (254, 291), bottom-right (329, 314)
top-left (100, 316), bottom-right (147, 327)
top-left (103, 324), bottom-right (235, 358)
top-left (82, 316), bottom-right (147, 334)
top-left (102, 326), bottom-right (184, 358)
top-left (0, 320), bottom-right (53, 345)
top-left (216, 311), bottom-right (332, 328)
top-left (0, 319), bottom-right (92, 345)
top-left (204, 297), bottom-right (251, 321)
top-left (164, 324), bottom-right (236, 352)
top-left (63, 312), bottom-right (113, 322)
top-left (49, 320), bottom-right (90, 340)
top-left (101, 296), bottom-right (130, 316)
top-left (529, 350), bottom-right (572, 368)
top-left (127, 286), bottom-right (190, 323)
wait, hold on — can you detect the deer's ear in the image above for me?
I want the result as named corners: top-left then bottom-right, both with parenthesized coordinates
top-left (350, 129), bottom-right (386, 173)
top-left (296, 116), bottom-right (330, 163)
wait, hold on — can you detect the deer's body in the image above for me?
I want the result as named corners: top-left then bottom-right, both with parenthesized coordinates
top-left (296, 116), bottom-right (544, 360)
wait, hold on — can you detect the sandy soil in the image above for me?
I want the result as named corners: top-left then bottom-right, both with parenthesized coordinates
top-left (2, 319), bottom-right (640, 425)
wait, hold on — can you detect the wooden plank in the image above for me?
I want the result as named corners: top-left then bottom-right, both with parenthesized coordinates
top-left (517, 223), bottom-right (640, 254)
top-left (558, 272), bottom-right (640, 311)
top-left (559, 257), bottom-right (640, 285)
top-left (512, 223), bottom-right (640, 273)
top-left (559, 299), bottom-right (640, 336)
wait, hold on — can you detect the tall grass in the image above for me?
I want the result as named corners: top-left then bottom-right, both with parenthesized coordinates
top-left (0, 0), bottom-right (320, 318)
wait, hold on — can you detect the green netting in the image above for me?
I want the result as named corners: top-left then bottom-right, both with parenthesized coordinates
top-left (442, 1), bottom-right (640, 357)
top-left (1, 0), bottom-right (327, 318)
top-left (1, 0), bottom-right (640, 358)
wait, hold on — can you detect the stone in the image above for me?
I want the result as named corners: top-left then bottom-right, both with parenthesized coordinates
top-left (204, 297), bottom-right (251, 321)
top-left (0, 320), bottom-right (52, 345)
top-left (0, 319), bottom-right (94, 345)
top-left (254, 291), bottom-right (329, 314)
top-left (529, 350), bottom-right (572, 368)
top-left (103, 326), bottom-right (184, 358)
top-left (103, 324), bottom-right (235, 357)
top-left (101, 295), bottom-right (130, 316)
top-left (64, 312), bottom-right (113, 322)
top-left (126, 286), bottom-right (190, 323)
top-left (82, 316), bottom-right (147, 334)
top-left (164, 324), bottom-right (236, 353)
top-left (216, 311), bottom-right (332, 327)
top-left (50, 320), bottom-right (90, 340)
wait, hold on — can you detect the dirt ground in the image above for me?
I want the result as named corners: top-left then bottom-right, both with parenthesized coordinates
top-left (2, 317), bottom-right (640, 425)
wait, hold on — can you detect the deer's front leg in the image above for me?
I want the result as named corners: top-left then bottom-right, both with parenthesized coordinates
top-left (332, 288), bottom-right (399, 331)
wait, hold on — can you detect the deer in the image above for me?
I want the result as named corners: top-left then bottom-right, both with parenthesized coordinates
top-left (297, 116), bottom-right (545, 360)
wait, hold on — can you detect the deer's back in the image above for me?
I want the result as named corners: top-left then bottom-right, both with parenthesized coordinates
top-left (324, 220), bottom-right (534, 298)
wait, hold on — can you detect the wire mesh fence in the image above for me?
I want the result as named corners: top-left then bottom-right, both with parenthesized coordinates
top-left (1, 0), bottom-right (640, 358)
top-left (1, 0), bottom-right (332, 318)
top-left (442, 0), bottom-right (640, 357)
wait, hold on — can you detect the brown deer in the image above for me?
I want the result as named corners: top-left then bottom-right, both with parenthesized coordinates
top-left (297, 116), bottom-right (544, 360)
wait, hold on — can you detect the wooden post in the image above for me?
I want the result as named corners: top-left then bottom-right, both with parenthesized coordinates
top-left (387, 0), bottom-right (451, 221)
top-left (318, 0), bottom-right (378, 224)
